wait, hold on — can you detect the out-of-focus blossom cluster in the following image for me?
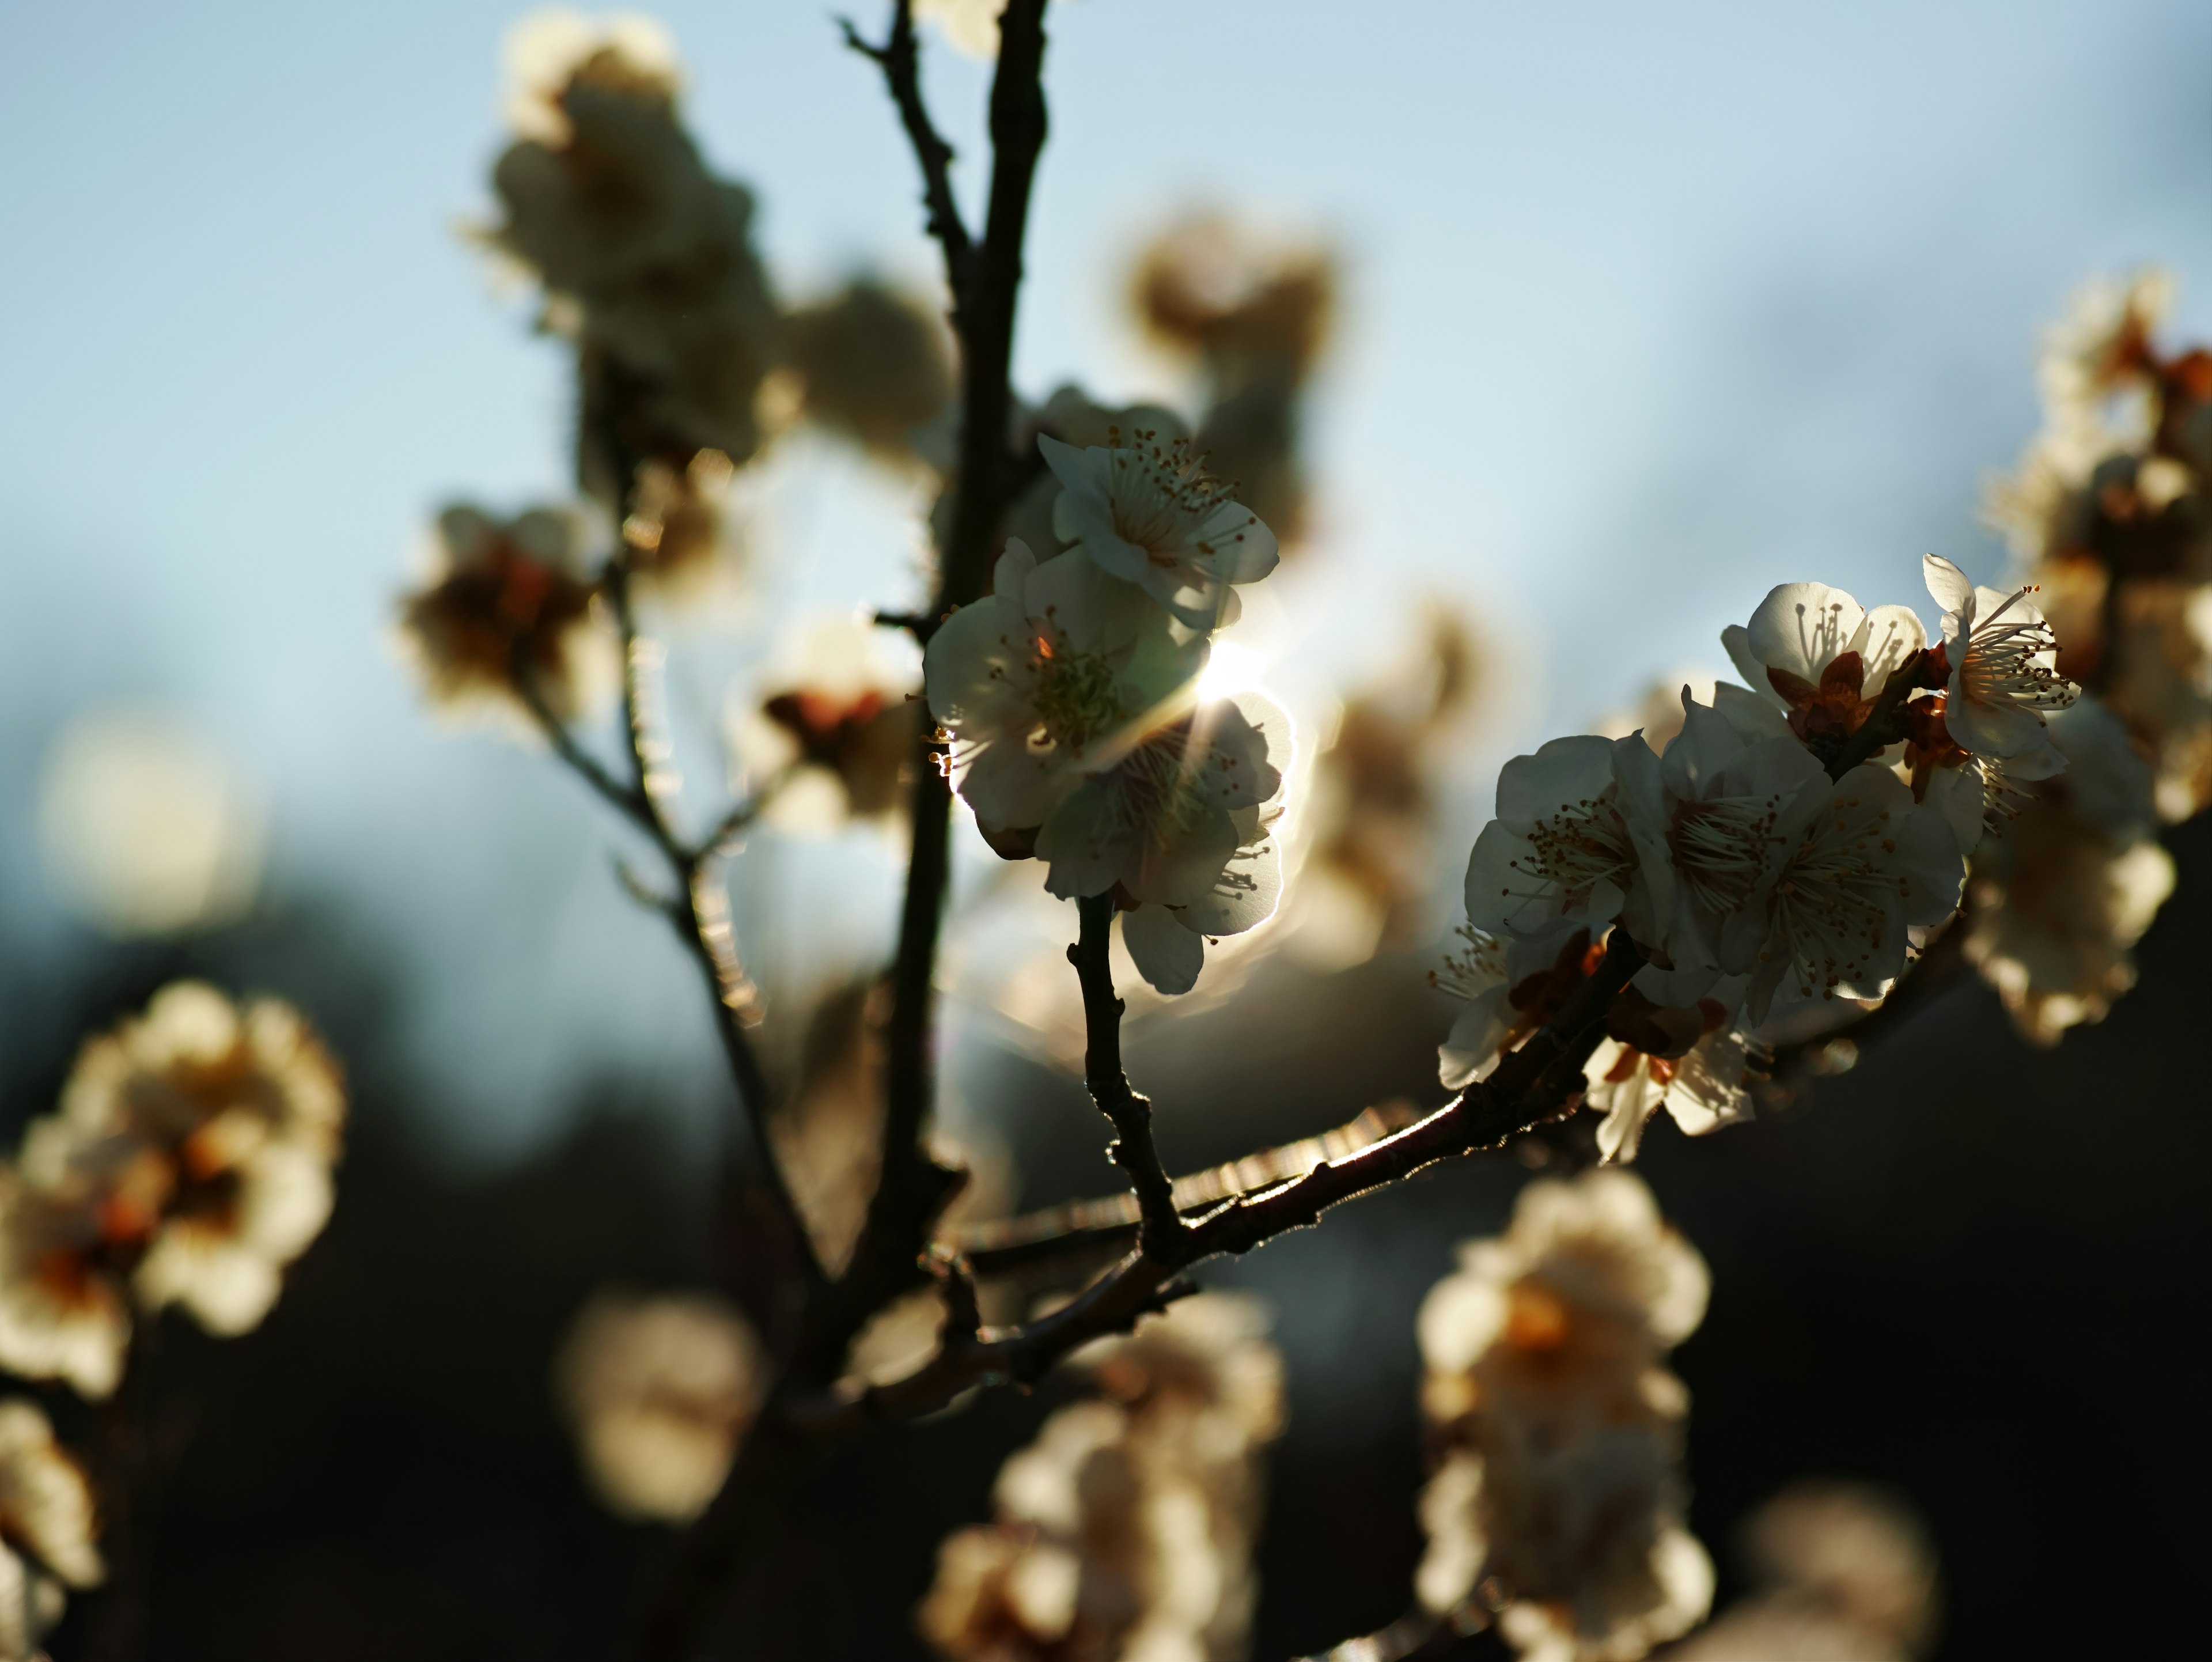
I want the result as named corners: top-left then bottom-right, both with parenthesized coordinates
top-left (1416, 1170), bottom-right (1711, 1662)
top-left (1959, 271), bottom-right (2212, 1042)
top-left (1661, 1482), bottom-right (1938, 1662)
top-left (925, 431), bottom-right (1291, 995)
top-left (0, 1398), bottom-right (105, 1660)
top-left (554, 1288), bottom-right (764, 1524)
top-left (1296, 607), bottom-right (1483, 966)
top-left (402, 13), bottom-right (959, 783)
top-left (919, 1292), bottom-right (1283, 1662)
top-left (732, 617), bottom-right (923, 834)
top-left (1131, 214), bottom-right (1336, 556)
top-left (491, 10), bottom-right (779, 484)
top-left (1437, 548), bottom-right (2109, 1146)
top-left (0, 982), bottom-right (346, 1400)
top-left (397, 504), bottom-right (619, 730)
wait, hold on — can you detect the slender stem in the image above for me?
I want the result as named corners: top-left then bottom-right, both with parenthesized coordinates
top-left (839, 1), bottom-right (976, 306)
top-left (516, 581), bottom-right (825, 1300)
top-left (1070, 895), bottom-right (1183, 1254)
top-left (950, 1103), bottom-right (1422, 1279)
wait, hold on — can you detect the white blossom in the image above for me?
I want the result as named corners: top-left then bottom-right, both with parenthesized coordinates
top-left (1040, 430), bottom-right (1279, 630)
top-left (1583, 973), bottom-right (1762, 1164)
top-left (1722, 582), bottom-right (1926, 716)
top-left (1464, 737), bottom-right (1673, 951)
top-left (926, 539), bottom-right (1205, 842)
top-left (1726, 766), bottom-right (1963, 1026)
top-left (1921, 555), bottom-right (2075, 764)
top-left (1435, 918), bottom-right (1596, 1091)
top-left (1613, 688), bottom-right (1828, 974)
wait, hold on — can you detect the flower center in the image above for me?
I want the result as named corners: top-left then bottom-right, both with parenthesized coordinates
top-left (1509, 796), bottom-right (1636, 910)
top-left (1668, 792), bottom-right (1785, 916)
top-left (1104, 724), bottom-right (1214, 840)
top-left (1765, 797), bottom-right (1907, 1000)
top-left (1963, 588), bottom-right (2075, 714)
top-left (1101, 429), bottom-right (1249, 566)
top-left (1031, 643), bottom-right (1125, 754)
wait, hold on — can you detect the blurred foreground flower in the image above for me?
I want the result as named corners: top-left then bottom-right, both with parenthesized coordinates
top-left (0, 1399), bottom-right (104, 1661)
top-left (919, 1292), bottom-right (1283, 1662)
top-left (36, 707), bottom-right (266, 938)
top-left (1416, 1169), bottom-right (1712, 1661)
top-left (1296, 607), bottom-right (1483, 964)
top-left (396, 504), bottom-right (615, 729)
top-left (0, 983), bottom-right (345, 1399)
top-left (555, 1288), bottom-right (763, 1524)
top-left (1662, 1482), bottom-right (1938, 1661)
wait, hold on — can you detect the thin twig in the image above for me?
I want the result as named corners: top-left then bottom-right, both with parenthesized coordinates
top-left (516, 576), bottom-right (824, 1302)
top-left (840, 1), bottom-right (976, 307)
top-left (787, 935), bottom-right (1646, 1431)
top-left (1069, 894), bottom-right (1185, 1254)
top-left (949, 1103), bottom-right (1423, 1279)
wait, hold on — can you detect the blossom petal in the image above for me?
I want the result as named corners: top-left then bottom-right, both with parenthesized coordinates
top-left (1854, 604), bottom-right (1927, 687)
top-left (1123, 903), bottom-right (1204, 995)
top-left (1921, 552), bottom-right (1975, 619)
top-left (1745, 582), bottom-right (1866, 684)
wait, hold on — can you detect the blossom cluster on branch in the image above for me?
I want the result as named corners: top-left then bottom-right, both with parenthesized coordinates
top-left (377, 9), bottom-right (2207, 1662)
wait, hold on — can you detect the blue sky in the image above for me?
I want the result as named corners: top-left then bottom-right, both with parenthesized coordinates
top-left (5, 0), bottom-right (2210, 1161)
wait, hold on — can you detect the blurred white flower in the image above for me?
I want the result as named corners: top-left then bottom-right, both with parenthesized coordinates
top-left (914, 0), bottom-right (1006, 59)
top-left (0, 1398), bottom-right (104, 1661)
top-left (0, 982), bottom-right (346, 1396)
top-left (1663, 1481), bottom-right (1938, 1661)
top-left (36, 707), bottom-right (266, 939)
top-left (1964, 696), bottom-right (2176, 1045)
top-left (554, 1289), bottom-right (763, 1524)
top-left (1920, 555), bottom-right (2075, 765)
top-left (1416, 1170), bottom-right (1711, 1661)
top-left (920, 1294), bottom-right (1283, 1662)
top-left (1040, 431), bottom-right (1279, 630)
top-left (396, 503), bottom-right (616, 730)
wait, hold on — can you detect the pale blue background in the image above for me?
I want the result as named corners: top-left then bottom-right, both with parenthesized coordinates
top-left (5, 0), bottom-right (2209, 1161)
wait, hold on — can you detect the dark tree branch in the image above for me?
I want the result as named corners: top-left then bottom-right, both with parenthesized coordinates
top-left (1071, 895), bottom-right (1184, 1254)
top-left (840, 1), bottom-right (976, 306)
top-left (794, 0), bottom-right (1053, 1391)
top-left (788, 934), bottom-right (1646, 1432)
top-left (949, 1102), bottom-right (1423, 1278)
top-left (631, 12), bottom-right (1054, 1652)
